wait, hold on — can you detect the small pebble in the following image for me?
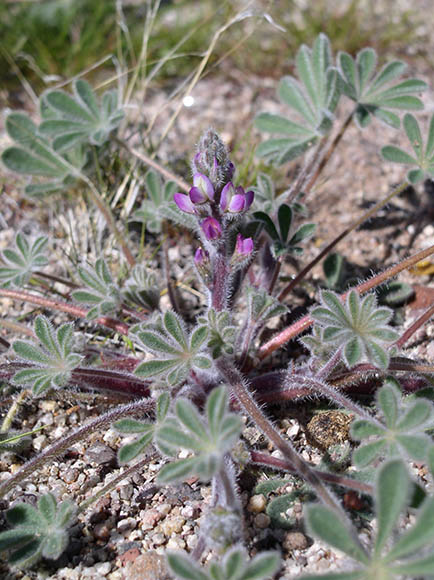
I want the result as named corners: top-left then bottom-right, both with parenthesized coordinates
top-left (141, 508), bottom-right (163, 530)
top-left (247, 494), bottom-right (267, 513)
top-left (152, 532), bottom-right (165, 546)
top-left (254, 513), bottom-right (271, 529)
top-left (95, 561), bottom-right (112, 576)
top-left (160, 515), bottom-right (186, 537)
top-left (117, 517), bottom-right (137, 533)
top-left (283, 531), bottom-right (309, 551)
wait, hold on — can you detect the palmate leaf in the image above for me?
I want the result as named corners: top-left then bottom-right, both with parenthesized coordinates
top-left (302, 459), bottom-right (434, 580)
top-left (131, 169), bottom-right (178, 233)
top-left (337, 48), bottom-right (427, 129)
top-left (39, 79), bottom-right (124, 151)
top-left (381, 113), bottom-right (434, 183)
top-left (255, 33), bottom-right (340, 165)
top-left (197, 309), bottom-right (236, 358)
top-left (309, 290), bottom-right (399, 370)
top-left (0, 232), bottom-right (48, 287)
top-left (114, 393), bottom-right (170, 464)
top-left (351, 377), bottom-right (434, 467)
top-left (156, 386), bottom-right (243, 483)
top-left (12, 315), bottom-right (83, 396)
top-left (2, 112), bottom-right (82, 196)
top-left (71, 258), bottom-right (121, 320)
top-left (122, 265), bottom-right (160, 311)
top-left (167, 546), bottom-right (280, 580)
top-left (133, 311), bottom-right (212, 387)
top-left (0, 493), bottom-right (76, 567)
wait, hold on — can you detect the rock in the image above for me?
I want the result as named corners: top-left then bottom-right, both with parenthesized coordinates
top-left (124, 551), bottom-right (169, 580)
top-left (85, 443), bottom-right (116, 466)
top-left (247, 494), bottom-right (267, 513)
top-left (283, 531), bottom-right (309, 551)
top-left (117, 517), bottom-right (137, 533)
top-left (254, 513), bottom-right (271, 529)
top-left (160, 515), bottom-right (186, 537)
top-left (141, 508), bottom-right (162, 530)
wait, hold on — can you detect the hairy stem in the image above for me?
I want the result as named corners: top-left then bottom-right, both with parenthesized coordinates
top-left (211, 251), bottom-right (229, 311)
top-left (395, 301), bottom-right (434, 349)
top-left (0, 390), bottom-right (28, 432)
top-left (250, 451), bottom-right (373, 495)
top-left (216, 358), bottom-right (345, 514)
top-left (0, 288), bottom-right (130, 336)
top-left (260, 244), bottom-right (434, 360)
top-left (278, 181), bottom-right (409, 302)
top-left (0, 398), bottom-right (154, 497)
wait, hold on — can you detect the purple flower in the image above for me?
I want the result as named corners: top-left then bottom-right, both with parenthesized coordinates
top-left (189, 173), bottom-right (215, 205)
top-left (194, 247), bottom-right (207, 265)
top-left (201, 217), bottom-right (222, 240)
top-left (235, 234), bottom-right (254, 256)
top-left (174, 193), bottom-right (196, 214)
top-left (219, 183), bottom-right (254, 214)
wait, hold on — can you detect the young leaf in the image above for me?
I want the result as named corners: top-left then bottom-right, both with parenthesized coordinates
top-left (310, 290), bottom-right (399, 370)
top-left (72, 258), bottom-right (121, 320)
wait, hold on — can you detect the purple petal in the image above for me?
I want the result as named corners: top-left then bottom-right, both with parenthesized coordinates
top-left (189, 186), bottom-right (207, 204)
top-left (194, 247), bottom-right (205, 264)
top-left (244, 190), bottom-right (254, 210)
top-left (242, 237), bottom-right (254, 254)
top-left (193, 173), bottom-right (214, 200)
top-left (219, 182), bottom-right (235, 212)
top-left (201, 217), bottom-right (222, 240)
top-left (228, 194), bottom-right (245, 213)
top-left (174, 193), bottom-right (196, 214)
top-left (235, 234), bottom-right (254, 256)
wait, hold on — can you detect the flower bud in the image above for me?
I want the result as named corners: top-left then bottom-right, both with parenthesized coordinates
top-left (201, 217), bottom-right (222, 240)
top-left (194, 247), bottom-right (211, 284)
top-left (192, 129), bottom-right (235, 190)
top-left (235, 234), bottom-right (254, 256)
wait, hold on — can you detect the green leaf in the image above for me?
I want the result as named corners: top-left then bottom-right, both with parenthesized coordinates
top-left (381, 145), bottom-right (417, 165)
top-left (207, 386), bottom-right (227, 440)
top-left (118, 431), bottom-right (154, 463)
top-left (158, 457), bottom-right (198, 483)
top-left (134, 358), bottom-right (178, 378)
top-left (38, 493), bottom-right (57, 523)
top-left (390, 552), bottom-right (434, 576)
top-left (385, 497), bottom-right (434, 561)
top-left (353, 440), bottom-right (387, 467)
top-left (176, 399), bottom-right (208, 441)
top-left (156, 392), bottom-right (171, 423)
top-left (114, 419), bottom-right (153, 434)
top-left (305, 504), bottom-right (368, 564)
top-left (242, 551), bottom-right (280, 580)
top-left (166, 552), bottom-right (209, 580)
top-left (374, 460), bottom-right (410, 556)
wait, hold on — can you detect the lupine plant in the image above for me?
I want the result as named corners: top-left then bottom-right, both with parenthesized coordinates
top-left (0, 32), bottom-right (434, 580)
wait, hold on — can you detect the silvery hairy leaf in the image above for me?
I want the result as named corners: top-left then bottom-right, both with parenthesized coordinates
top-left (0, 493), bottom-right (76, 567)
top-left (351, 377), bottom-right (434, 467)
top-left (12, 315), bottom-right (83, 396)
top-left (156, 386), bottom-right (243, 483)
top-left (381, 113), bottom-right (434, 183)
top-left (133, 311), bottom-right (212, 387)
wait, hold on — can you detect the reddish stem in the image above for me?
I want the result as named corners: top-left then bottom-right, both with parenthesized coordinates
top-left (0, 288), bottom-right (130, 335)
top-left (395, 302), bottom-right (434, 349)
top-left (250, 450), bottom-right (373, 495)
